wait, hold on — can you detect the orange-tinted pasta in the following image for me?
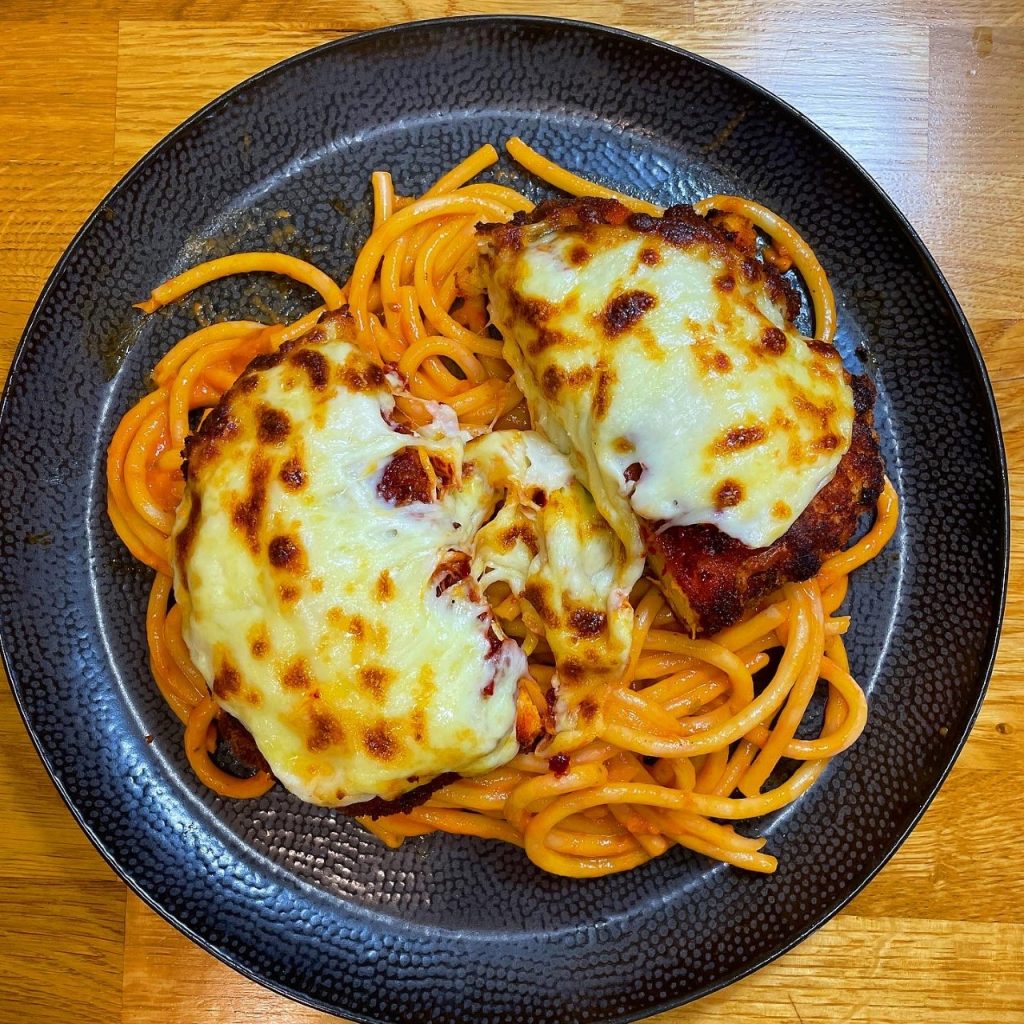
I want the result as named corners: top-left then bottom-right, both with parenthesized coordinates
top-left (107, 140), bottom-right (897, 877)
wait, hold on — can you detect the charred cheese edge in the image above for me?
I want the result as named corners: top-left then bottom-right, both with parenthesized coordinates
top-left (172, 314), bottom-right (524, 806)
top-left (480, 202), bottom-right (856, 556)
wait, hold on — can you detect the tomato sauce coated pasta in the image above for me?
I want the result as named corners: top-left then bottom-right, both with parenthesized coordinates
top-left (108, 139), bottom-right (897, 877)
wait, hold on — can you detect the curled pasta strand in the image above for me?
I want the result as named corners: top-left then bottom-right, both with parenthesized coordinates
top-left (136, 252), bottom-right (343, 314)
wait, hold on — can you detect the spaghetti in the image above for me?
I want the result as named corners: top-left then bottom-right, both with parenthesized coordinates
top-left (107, 140), bottom-right (897, 876)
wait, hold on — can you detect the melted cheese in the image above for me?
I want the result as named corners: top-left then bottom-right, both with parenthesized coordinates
top-left (173, 325), bottom-right (523, 806)
top-left (482, 216), bottom-right (855, 553)
top-left (453, 430), bottom-right (637, 746)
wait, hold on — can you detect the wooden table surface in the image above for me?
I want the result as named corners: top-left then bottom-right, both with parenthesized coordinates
top-left (2, 2), bottom-right (1022, 1021)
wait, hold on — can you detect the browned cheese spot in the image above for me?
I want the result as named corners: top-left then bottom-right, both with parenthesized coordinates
top-left (257, 406), bottom-right (291, 445)
top-left (708, 210), bottom-right (756, 252)
top-left (523, 581), bottom-right (558, 628)
top-left (541, 364), bottom-right (564, 399)
top-left (359, 665), bottom-right (394, 700)
top-left (714, 479), bottom-right (744, 510)
top-left (238, 374), bottom-right (259, 394)
top-left (497, 523), bottom-right (539, 556)
top-left (306, 708), bottom-right (344, 752)
top-left (375, 569), bottom-right (396, 602)
top-left (503, 223), bottom-right (525, 252)
top-left (564, 366), bottom-right (594, 391)
top-left (364, 722), bottom-right (400, 762)
top-left (338, 358), bottom-right (387, 393)
top-left (279, 456), bottom-right (306, 490)
top-left (813, 433), bottom-right (841, 452)
top-left (268, 534), bottom-right (307, 574)
top-left (772, 500), bottom-right (792, 519)
top-left (805, 339), bottom-right (842, 362)
top-left (627, 212), bottom-right (659, 233)
top-left (512, 294), bottom-right (555, 326)
top-left (213, 660), bottom-right (241, 699)
top-left (560, 658), bottom-right (585, 682)
top-left (613, 437), bottom-right (635, 454)
top-left (715, 424), bottom-right (766, 455)
top-left (310, 577), bottom-right (324, 594)
top-left (569, 607), bottom-right (607, 638)
top-left (417, 664), bottom-right (436, 698)
top-left (639, 247), bottom-right (661, 266)
top-left (714, 273), bottom-right (735, 292)
top-left (195, 403), bottom-right (239, 447)
top-left (288, 347), bottom-right (330, 390)
top-left (694, 344), bottom-right (733, 376)
top-left (410, 709), bottom-right (426, 743)
top-left (761, 326), bottom-right (788, 354)
top-left (349, 615), bottom-right (366, 641)
top-left (601, 290), bottom-right (656, 336)
top-left (794, 395), bottom-right (839, 430)
top-left (578, 697), bottom-right (598, 722)
top-left (593, 367), bottom-right (614, 420)
top-left (248, 624), bottom-right (270, 660)
top-left (244, 689), bottom-right (262, 707)
top-left (517, 699), bottom-right (543, 747)
top-left (174, 493), bottom-right (202, 587)
top-left (528, 327), bottom-right (569, 356)
top-left (282, 657), bottom-right (312, 690)
top-left (278, 583), bottom-right (300, 604)
top-left (231, 456), bottom-right (270, 554)
top-left (247, 349), bottom-right (286, 373)
top-left (766, 272), bottom-right (802, 323)
top-left (569, 244), bottom-right (591, 266)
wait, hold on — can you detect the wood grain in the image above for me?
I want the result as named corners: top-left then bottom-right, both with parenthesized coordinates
top-left (0, 881), bottom-right (126, 1024)
top-left (677, 12), bottom-right (930, 177)
top-left (122, 893), bottom-right (1024, 1024)
top-left (929, 26), bottom-right (1024, 174)
top-left (114, 24), bottom-right (348, 170)
top-left (1, 2), bottom-right (1023, 1022)
top-left (0, 20), bottom-right (118, 385)
top-left (123, 894), bottom-right (336, 1023)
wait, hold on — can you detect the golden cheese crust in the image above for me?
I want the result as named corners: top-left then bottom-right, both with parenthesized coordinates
top-left (479, 197), bottom-right (802, 325)
top-left (646, 373), bottom-right (885, 635)
top-left (480, 196), bottom-right (885, 637)
top-left (174, 310), bottom-right (526, 806)
top-left (480, 197), bottom-right (857, 566)
top-left (174, 309), bottom-right (635, 803)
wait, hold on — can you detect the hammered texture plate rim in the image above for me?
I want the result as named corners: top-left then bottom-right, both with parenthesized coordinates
top-left (0, 16), bottom-right (1009, 1024)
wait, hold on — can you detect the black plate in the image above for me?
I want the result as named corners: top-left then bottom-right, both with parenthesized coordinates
top-left (0, 17), bottom-right (1007, 1024)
